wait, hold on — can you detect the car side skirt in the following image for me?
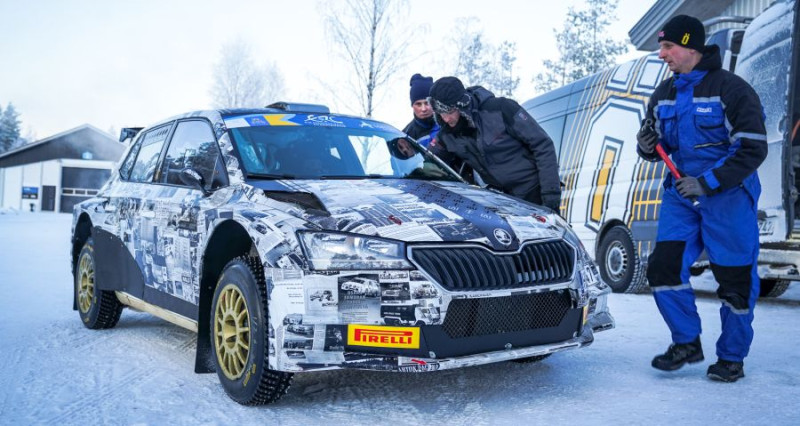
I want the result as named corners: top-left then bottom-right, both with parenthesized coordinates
top-left (115, 291), bottom-right (198, 332)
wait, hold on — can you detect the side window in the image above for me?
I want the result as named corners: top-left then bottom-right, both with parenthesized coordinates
top-left (160, 120), bottom-right (227, 190)
top-left (118, 135), bottom-right (144, 180)
top-left (129, 124), bottom-right (172, 183)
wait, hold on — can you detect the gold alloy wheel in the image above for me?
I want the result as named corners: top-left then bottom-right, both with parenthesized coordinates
top-left (214, 283), bottom-right (251, 380)
top-left (77, 252), bottom-right (95, 314)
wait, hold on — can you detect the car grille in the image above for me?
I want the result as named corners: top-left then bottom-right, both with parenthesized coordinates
top-left (441, 291), bottom-right (573, 339)
top-left (410, 240), bottom-right (575, 291)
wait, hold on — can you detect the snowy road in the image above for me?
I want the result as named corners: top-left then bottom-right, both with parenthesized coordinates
top-left (1, 213), bottom-right (798, 425)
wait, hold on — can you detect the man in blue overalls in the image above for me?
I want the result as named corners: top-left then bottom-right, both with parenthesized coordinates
top-left (636, 15), bottom-right (767, 382)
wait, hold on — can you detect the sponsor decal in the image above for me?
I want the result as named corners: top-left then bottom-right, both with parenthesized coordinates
top-left (348, 325), bottom-right (420, 349)
top-left (682, 32), bottom-right (690, 45)
top-left (493, 228), bottom-right (513, 246)
top-left (245, 116), bottom-right (268, 126)
top-left (304, 115), bottom-right (345, 127)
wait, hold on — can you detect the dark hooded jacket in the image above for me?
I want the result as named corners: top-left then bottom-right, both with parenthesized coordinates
top-left (430, 86), bottom-right (561, 210)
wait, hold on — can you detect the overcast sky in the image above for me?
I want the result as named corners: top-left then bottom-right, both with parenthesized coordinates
top-left (0, 0), bottom-right (654, 140)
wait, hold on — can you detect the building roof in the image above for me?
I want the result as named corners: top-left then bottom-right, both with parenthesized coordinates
top-left (0, 124), bottom-right (125, 168)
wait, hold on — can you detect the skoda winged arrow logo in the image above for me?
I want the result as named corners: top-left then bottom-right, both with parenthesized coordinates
top-left (493, 228), bottom-right (513, 246)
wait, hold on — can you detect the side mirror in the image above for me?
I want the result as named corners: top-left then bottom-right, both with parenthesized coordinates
top-left (179, 168), bottom-right (211, 196)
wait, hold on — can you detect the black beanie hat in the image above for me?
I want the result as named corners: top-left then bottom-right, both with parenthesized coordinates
top-left (409, 74), bottom-right (434, 105)
top-left (658, 15), bottom-right (705, 52)
top-left (428, 76), bottom-right (470, 113)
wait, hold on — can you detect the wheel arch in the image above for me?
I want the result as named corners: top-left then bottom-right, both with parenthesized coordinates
top-left (195, 219), bottom-right (257, 373)
top-left (594, 219), bottom-right (628, 260)
top-left (72, 213), bottom-right (93, 311)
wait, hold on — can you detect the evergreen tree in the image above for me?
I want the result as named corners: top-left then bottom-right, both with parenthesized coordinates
top-left (0, 103), bottom-right (22, 153)
top-left (534, 0), bottom-right (629, 93)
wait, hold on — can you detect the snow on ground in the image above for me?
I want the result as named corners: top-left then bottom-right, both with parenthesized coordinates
top-left (0, 212), bottom-right (798, 425)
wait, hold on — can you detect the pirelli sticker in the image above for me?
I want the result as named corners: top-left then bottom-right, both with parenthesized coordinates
top-left (348, 325), bottom-right (420, 349)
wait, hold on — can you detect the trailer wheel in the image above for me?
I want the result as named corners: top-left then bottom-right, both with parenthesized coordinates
top-left (211, 256), bottom-right (293, 405)
top-left (759, 279), bottom-right (790, 298)
top-left (597, 226), bottom-right (646, 293)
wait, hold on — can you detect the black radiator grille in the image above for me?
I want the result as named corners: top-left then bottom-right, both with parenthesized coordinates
top-left (442, 291), bottom-right (573, 339)
top-left (410, 241), bottom-right (575, 291)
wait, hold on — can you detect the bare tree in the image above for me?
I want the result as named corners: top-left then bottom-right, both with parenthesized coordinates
top-left (209, 38), bottom-right (285, 109)
top-left (450, 18), bottom-right (520, 98)
top-left (321, 0), bottom-right (416, 118)
top-left (533, 0), bottom-right (629, 93)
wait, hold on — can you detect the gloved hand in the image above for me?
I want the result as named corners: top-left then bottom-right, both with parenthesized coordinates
top-left (541, 193), bottom-right (560, 212)
top-left (675, 176), bottom-right (706, 198)
top-left (636, 122), bottom-right (658, 154)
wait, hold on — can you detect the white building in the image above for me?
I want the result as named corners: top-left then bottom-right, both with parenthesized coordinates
top-left (0, 124), bottom-right (125, 213)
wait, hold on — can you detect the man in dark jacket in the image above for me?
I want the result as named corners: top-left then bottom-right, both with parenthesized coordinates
top-left (636, 15), bottom-right (767, 382)
top-left (427, 76), bottom-right (561, 211)
top-left (402, 74), bottom-right (439, 148)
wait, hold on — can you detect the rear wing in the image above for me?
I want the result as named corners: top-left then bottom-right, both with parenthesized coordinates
top-left (119, 127), bottom-right (144, 143)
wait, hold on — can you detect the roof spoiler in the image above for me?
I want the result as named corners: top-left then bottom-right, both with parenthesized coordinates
top-left (119, 127), bottom-right (144, 142)
top-left (266, 102), bottom-right (330, 114)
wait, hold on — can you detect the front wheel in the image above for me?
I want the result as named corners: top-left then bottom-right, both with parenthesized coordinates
top-left (596, 226), bottom-right (647, 293)
top-left (211, 256), bottom-right (293, 405)
top-left (75, 237), bottom-right (123, 329)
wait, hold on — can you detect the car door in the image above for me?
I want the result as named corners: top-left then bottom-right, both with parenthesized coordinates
top-left (97, 122), bottom-right (174, 300)
top-left (146, 119), bottom-right (229, 314)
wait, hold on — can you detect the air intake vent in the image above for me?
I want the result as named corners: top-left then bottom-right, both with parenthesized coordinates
top-left (442, 291), bottom-right (573, 338)
top-left (410, 240), bottom-right (574, 291)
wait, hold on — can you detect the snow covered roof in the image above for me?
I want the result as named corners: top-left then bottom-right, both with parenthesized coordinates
top-left (0, 124), bottom-right (124, 168)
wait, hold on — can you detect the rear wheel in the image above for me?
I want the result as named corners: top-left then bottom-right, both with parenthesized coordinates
top-left (759, 279), bottom-right (790, 298)
top-left (75, 238), bottom-right (123, 329)
top-left (597, 226), bottom-right (647, 293)
top-left (211, 256), bottom-right (293, 405)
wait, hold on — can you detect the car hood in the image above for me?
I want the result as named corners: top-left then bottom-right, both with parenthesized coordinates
top-left (247, 179), bottom-right (563, 251)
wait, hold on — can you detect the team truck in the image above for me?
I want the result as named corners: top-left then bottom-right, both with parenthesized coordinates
top-left (522, 0), bottom-right (799, 297)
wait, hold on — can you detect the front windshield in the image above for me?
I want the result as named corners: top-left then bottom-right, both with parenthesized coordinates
top-left (224, 113), bottom-right (460, 181)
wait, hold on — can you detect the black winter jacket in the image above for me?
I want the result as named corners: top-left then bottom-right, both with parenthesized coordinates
top-left (403, 116), bottom-right (437, 141)
top-left (430, 86), bottom-right (561, 209)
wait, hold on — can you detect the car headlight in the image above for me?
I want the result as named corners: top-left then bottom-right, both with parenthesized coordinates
top-left (297, 231), bottom-right (413, 270)
top-left (551, 214), bottom-right (606, 294)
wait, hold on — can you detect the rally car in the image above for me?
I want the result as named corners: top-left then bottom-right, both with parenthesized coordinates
top-left (71, 102), bottom-right (614, 405)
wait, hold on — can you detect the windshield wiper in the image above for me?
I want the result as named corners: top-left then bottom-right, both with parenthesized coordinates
top-left (319, 174), bottom-right (387, 179)
top-left (248, 172), bottom-right (297, 180)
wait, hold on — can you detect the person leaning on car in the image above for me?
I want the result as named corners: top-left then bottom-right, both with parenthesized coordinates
top-left (636, 15), bottom-right (767, 383)
top-left (427, 76), bottom-right (561, 211)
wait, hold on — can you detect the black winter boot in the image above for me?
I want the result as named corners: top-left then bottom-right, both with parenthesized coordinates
top-left (651, 336), bottom-right (704, 371)
top-left (707, 359), bottom-right (745, 382)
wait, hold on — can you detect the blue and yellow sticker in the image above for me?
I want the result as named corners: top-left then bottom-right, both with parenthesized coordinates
top-left (224, 113), bottom-right (395, 131)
